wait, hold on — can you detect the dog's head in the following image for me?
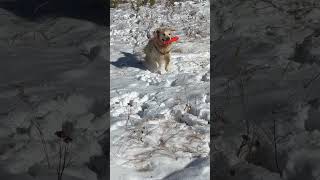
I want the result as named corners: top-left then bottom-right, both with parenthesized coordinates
top-left (153, 27), bottom-right (176, 44)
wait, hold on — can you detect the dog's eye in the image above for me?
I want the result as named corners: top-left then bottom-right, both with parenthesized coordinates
top-left (169, 34), bottom-right (171, 35)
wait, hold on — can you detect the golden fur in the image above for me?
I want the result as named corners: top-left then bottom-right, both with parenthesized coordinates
top-left (143, 27), bottom-right (176, 74)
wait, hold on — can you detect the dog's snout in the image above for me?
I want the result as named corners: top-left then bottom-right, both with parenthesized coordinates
top-left (165, 36), bottom-right (171, 41)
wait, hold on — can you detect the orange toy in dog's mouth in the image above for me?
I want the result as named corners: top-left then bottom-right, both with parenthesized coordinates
top-left (163, 36), bottom-right (179, 45)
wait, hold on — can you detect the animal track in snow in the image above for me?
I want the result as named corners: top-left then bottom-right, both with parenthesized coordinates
top-left (136, 72), bottom-right (162, 86)
top-left (172, 92), bottom-right (210, 128)
top-left (110, 91), bottom-right (149, 117)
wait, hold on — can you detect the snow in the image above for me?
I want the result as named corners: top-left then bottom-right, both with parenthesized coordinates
top-left (110, 0), bottom-right (210, 179)
top-left (1, 0), bottom-right (319, 179)
top-left (211, 0), bottom-right (320, 179)
top-left (0, 4), bottom-right (107, 180)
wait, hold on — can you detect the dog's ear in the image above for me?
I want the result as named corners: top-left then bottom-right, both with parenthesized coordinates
top-left (152, 30), bottom-right (158, 37)
top-left (153, 28), bottom-right (161, 37)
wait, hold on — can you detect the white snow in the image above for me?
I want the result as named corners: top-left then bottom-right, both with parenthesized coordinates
top-left (110, 1), bottom-right (210, 179)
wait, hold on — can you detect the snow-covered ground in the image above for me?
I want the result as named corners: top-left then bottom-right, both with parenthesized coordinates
top-left (211, 0), bottom-right (320, 179)
top-left (1, 0), bottom-right (319, 179)
top-left (110, 1), bottom-right (210, 179)
top-left (0, 6), bottom-right (108, 180)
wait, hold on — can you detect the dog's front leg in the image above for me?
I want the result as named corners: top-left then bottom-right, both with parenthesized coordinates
top-left (164, 54), bottom-right (171, 72)
top-left (150, 61), bottom-right (160, 73)
top-left (155, 61), bottom-right (159, 69)
top-left (158, 59), bottom-right (166, 74)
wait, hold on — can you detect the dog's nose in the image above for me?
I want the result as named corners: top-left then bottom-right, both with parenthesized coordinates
top-left (165, 37), bottom-right (171, 41)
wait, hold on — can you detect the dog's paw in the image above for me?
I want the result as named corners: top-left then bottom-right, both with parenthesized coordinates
top-left (158, 69), bottom-right (166, 75)
top-left (165, 65), bottom-right (172, 72)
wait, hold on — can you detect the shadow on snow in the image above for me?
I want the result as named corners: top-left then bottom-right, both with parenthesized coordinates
top-left (111, 51), bottom-right (146, 70)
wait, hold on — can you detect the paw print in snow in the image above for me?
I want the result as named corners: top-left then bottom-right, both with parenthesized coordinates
top-left (136, 73), bottom-right (161, 85)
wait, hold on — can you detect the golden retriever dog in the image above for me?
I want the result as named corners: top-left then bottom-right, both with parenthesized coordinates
top-left (143, 27), bottom-right (176, 74)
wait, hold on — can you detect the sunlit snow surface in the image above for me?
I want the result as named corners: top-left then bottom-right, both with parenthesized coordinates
top-left (110, 1), bottom-right (210, 179)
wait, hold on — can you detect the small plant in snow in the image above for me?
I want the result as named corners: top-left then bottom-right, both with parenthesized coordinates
top-left (54, 129), bottom-right (73, 180)
top-left (126, 100), bottom-right (135, 128)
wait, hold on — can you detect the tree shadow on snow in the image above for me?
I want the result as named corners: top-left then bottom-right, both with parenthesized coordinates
top-left (111, 52), bottom-right (146, 70)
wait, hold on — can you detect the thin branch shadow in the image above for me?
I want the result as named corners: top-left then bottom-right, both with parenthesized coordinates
top-left (111, 51), bottom-right (146, 70)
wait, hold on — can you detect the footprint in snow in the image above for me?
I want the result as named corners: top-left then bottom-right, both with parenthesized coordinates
top-left (136, 72), bottom-right (162, 86)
